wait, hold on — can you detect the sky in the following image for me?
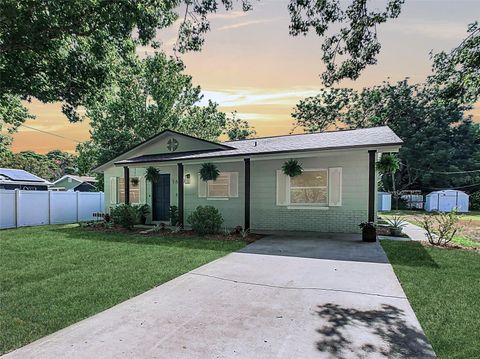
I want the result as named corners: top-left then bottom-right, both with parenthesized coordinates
top-left (8, 0), bottom-right (480, 153)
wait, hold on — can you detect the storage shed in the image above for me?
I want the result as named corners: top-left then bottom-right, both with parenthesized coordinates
top-left (425, 190), bottom-right (469, 213)
top-left (377, 192), bottom-right (392, 211)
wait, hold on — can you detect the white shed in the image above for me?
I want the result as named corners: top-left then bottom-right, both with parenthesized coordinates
top-left (377, 192), bottom-right (392, 211)
top-left (425, 190), bottom-right (469, 213)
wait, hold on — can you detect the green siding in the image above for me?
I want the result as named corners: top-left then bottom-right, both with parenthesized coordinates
top-left (250, 152), bottom-right (369, 233)
top-left (184, 162), bottom-right (244, 230)
top-left (102, 150), bottom-right (373, 233)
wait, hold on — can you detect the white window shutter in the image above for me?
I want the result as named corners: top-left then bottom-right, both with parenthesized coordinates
top-left (276, 170), bottom-right (289, 206)
top-left (198, 174), bottom-right (207, 197)
top-left (110, 177), bottom-right (117, 204)
top-left (328, 167), bottom-right (342, 206)
top-left (228, 172), bottom-right (239, 197)
top-left (140, 176), bottom-right (147, 203)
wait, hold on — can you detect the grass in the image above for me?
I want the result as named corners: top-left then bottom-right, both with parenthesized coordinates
top-left (381, 241), bottom-right (480, 359)
top-left (379, 210), bottom-right (480, 248)
top-left (0, 225), bottom-right (245, 355)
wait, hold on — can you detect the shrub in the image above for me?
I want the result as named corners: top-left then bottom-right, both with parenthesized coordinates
top-left (133, 204), bottom-right (150, 224)
top-left (169, 205), bottom-right (179, 226)
top-left (111, 204), bottom-right (140, 229)
top-left (470, 191), bottom-right (480, 210)
top-left (418, 211), bottom-right (461, 246)
top-left (187, 205), bottom-right (223, 235)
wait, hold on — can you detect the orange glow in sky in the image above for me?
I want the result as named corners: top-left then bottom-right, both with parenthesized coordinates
top-left (7, 0), bottom-right (480, 153)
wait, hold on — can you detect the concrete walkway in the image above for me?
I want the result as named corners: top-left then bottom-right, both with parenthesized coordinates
top-left (402, 222), bottom-right (429, 241)
top-left (3, 234), bottom-right (436, 359)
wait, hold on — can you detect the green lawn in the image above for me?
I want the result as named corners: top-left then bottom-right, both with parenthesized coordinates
top-left (0, 225), bottom-right (245, 355)
top-left (381, 241), bottom-right (480, 359)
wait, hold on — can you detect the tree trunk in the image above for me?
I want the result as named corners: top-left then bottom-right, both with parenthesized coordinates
top-left (391, 171), bottom-right (398, 210)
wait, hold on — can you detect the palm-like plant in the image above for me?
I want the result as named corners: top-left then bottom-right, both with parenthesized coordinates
top-left (377, 153), bottom-right (400, 194)
top-left (200, 163), bottom-right (220, 181)
top-left (145, 166), bottom-right (160, 183)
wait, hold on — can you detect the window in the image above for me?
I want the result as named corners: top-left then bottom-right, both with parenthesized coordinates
top-left (207, 173), bottom-right (230, 197)
top-left (198, 172), bottom-right (239, 199)
top-left (117, 177), bottom-right (140, 203)
top-left (289, 169), bottom-right (328, 205)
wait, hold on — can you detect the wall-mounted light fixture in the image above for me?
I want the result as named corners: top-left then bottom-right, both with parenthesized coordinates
top-left (184, 173), bottom-right (191, 184)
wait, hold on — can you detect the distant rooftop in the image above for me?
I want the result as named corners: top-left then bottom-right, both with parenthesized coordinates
top-left (0, 168), bottom-right (50, 184)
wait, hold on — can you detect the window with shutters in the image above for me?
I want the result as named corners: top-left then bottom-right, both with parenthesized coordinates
top-left (117, 177), bottom-right (140, 204)
top-left (289, 169), bottom-right (328, 205)
top-left (207, 173), bottom-right (230, 197)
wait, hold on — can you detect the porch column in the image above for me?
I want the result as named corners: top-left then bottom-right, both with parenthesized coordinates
top-left (244, 158), bottom-right (250, 230)
top-left (123, 166), bottom-right (130, 205)
top-left (177, 163), bottom-right (184, 228)
top-left (368, 150), bottom-right (377, 222)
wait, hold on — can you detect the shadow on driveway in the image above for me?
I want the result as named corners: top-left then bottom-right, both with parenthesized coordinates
top-left (239, 232), bottom-right (390, 264)
top-left (315, 303), bottom-right (436, 359)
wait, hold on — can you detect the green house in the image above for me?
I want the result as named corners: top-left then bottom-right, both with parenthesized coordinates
top-left (94, 126), bottom-right (402, 233)
top-left (50, 175), bottom-right (98, 192)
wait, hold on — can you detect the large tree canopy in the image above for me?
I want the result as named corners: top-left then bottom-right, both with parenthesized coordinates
top-left (293, 81), bottom-right (480, 192)
top-left (1, 0), bottom-right (407, 149)
top-left (293, 24), bottom-right (480, 193)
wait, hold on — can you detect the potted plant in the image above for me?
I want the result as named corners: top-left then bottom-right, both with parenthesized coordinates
top-left (359, 222), bottom-right (377, 242)
top-left (282, 159), bottom-right (303, 177)
top-left (145, 166), bottom-right (160, 183)
top-left (200, 163), bottom-right (220, 181)
top-left (130, 177), bottom-right (139, 186)
top-left (386, 215), bottom-right (407, 236)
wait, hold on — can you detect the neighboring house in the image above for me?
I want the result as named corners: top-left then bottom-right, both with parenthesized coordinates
top-left (50, 175), bottom-right (98, 192)
top-left (94, 126), bottom-right (402, 233)
top-left (0, 168), bottom-right (51, 190)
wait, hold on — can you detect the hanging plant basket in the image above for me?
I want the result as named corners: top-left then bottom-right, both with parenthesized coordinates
top-left (200, 163), bottom-right (220, 181)
top-left (145, 166), bottom-right (160, 183)
top-left (130, 177), bottom-right (139, 186)
top-left (282, 159), bottom-right (303, 177)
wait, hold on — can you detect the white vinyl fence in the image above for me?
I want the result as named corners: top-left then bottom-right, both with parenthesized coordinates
top-left (0, 190), bottom-right (104, 229)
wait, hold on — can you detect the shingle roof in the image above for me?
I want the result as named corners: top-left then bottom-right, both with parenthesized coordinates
top-left (116, 126), bottom-right (402, 165)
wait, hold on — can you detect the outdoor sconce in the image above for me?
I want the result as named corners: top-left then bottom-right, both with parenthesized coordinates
top-left (184, 173), bottom-right (191, 184)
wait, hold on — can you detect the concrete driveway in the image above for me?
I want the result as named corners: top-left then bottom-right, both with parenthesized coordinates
top-left (3, 233), bottom-right (435, 359)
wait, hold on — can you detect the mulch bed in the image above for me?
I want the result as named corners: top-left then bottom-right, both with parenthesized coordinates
top-left (79, 222), bottom-right (264, 242)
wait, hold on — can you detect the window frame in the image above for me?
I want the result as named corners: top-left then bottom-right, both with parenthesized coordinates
top-left (287, 168), bottom-right (329, 206)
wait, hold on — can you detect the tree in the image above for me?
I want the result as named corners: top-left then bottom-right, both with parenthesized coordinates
top-left (377, 153), bottom-right (400, 193)
top-left (293, 80), bottom-right (480, 192)
top-left (288, 0), bottom-right (404, 86)
top-left (224, 112), bottom-right (256, 141)
top-left (78, 51), bottom-right (229, 169)
top-left (293, 24), bottom-right (480, 193)
top-left (1, 0), bottom-right (407, 140)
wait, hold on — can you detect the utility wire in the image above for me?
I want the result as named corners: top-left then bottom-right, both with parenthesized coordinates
top-left (20, 124), bottom-right (82, 143)
top-left (402, 164), bottom-right (480, 175)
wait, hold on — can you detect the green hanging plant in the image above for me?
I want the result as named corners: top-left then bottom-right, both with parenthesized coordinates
top-left (282, 159), bottom-right (303, 177)
top-left (200, 163), bottom-right (220, 181)
top-left (130, 177), bottom-right (139, 186)
top-left (145, 166), bottom-right (160, 183)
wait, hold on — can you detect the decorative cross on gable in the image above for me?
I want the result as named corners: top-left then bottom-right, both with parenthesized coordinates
top-left (167, 138), bottom-right (179, 152)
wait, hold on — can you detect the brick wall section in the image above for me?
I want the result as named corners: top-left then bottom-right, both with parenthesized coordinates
top-left (250, 151), bottom-right (370, 233)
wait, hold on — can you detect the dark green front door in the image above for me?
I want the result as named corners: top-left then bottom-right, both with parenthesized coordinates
top-left (152, 174), bottom-right (170, 221)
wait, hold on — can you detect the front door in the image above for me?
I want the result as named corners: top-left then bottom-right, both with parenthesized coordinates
top-left (152, 174), bottom-right (170, 221)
